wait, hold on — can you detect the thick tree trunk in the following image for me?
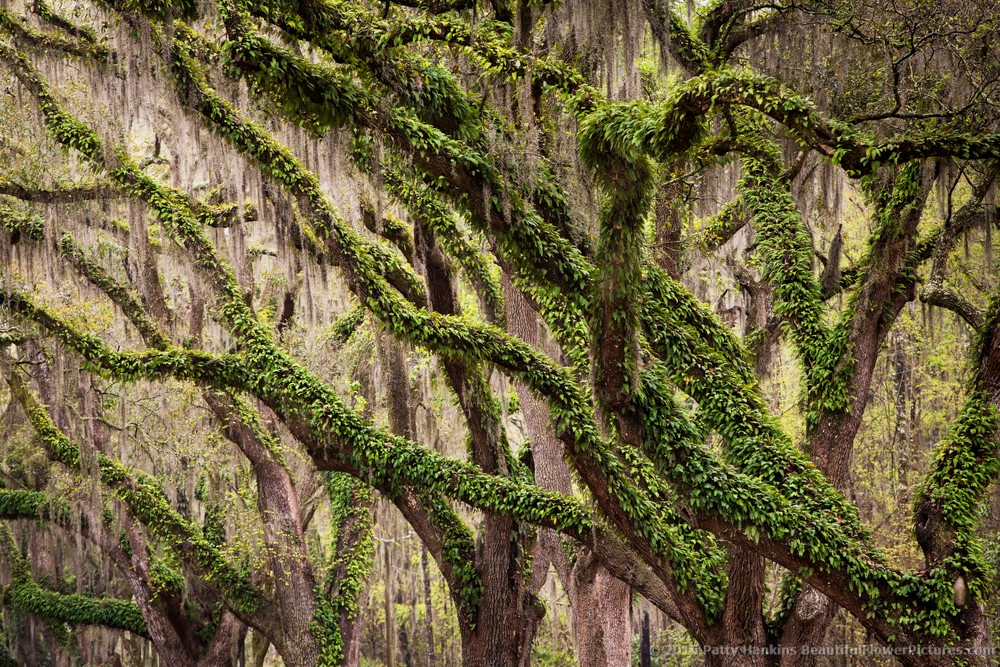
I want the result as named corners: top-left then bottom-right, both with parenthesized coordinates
top-left (503, 277), bottom-right (633, 667)
top-left (411, 222), bottom-right (541, 667)
top-left (569, 551), bottom-right (633, 667)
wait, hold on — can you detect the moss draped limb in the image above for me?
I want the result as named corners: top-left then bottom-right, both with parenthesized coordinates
top-left (3, 367), bottom-right (265, 616)
top-left (0, 8), bottom-right (112, 63)
top-left (735, 136), bottom-right (853, 428)
top-left (635, 368), bottom-right (966, 643)
top-left (0, 524), bottom-right (148, 638)
top-left (640, 269), bottom-right (870, 542)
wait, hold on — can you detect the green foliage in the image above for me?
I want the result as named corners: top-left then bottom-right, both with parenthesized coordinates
top-left (736, 133), bottom-right (853, 428)
top-left (314, 474), bottom-right (376, 665)
top-left (0, 201), bottom-right (44, 241)
top-left (0, 526), bottom-right (148, 638)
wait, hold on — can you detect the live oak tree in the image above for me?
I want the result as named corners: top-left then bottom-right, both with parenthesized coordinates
top-left (0, 0), bottom-right (999, 665)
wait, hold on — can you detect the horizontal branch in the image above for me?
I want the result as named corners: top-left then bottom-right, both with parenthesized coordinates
top-left (0, 489), bottom-right (71, 524)
top-left (0, 179), bottom-right (118, 203)
top-left (0, 7), bottom-right (111, 63)
top-left (0, 524), bottom-right (149, 638)
top-left (2, 359), bottom-right (266, 617)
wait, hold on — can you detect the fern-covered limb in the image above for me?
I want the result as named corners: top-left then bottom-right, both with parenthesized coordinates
top-left (734, 138), bottom-right (854, 435)
top-left (0, 525), bottom-right (149, 638)
top-left (0, 179), bottom-right (117, 203)
top-left (576, 127), bottom-right (727, 631)
top-left (634, 368), bottom-right (970, 650)
top-left (2, 363), bottom-right (269, 620)
top-left (327, 305), bottom-right (365, 344)
top-left (0, 8), bottom-right (112, 63)
top-left (905, 292), bottom-right (1000, 648)
top-left (0, 201), bottom-right (44, 240)
top-left (738, 145), bottom-right (830, 365)
top-left (691, 197), bottom-right (749, 252)
top-left (583, 136), bottom-right (654, 413)
top-left (0, 489), bottom-right (72, 524)
top-left (30, 0), bottom-right (100, 44)
top-left (360, 204), bottom-right (413, 262)
top-left (582, 65), bottom-right (1000, 176)
top-left (640, 270), bottom-right (872, 544)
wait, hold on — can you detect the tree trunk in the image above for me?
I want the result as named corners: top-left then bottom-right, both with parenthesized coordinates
top-left (640, 611), bottom-right (650, 667)
top-left (504, 276), bottom-right (634, 667)
top-left (421, 546), bottom-right (436, 667)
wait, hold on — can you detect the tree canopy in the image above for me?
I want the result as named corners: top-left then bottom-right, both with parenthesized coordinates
top-left (1, 0), bottom-right (1000, 665)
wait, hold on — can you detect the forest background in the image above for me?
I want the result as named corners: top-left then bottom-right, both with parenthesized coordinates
top-left (0, 0), bottom-right (999, 665)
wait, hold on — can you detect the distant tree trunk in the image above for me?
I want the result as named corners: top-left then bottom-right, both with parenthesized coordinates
top-left (381, 334), bottom-right (412, 667)
top-left (655, 183), bottom-right (684, 279)
top-left (249, 632), bottom-right (269, 667)
top-left (384, 540), bottom-right (397, 667)
top-left (640, 611), bottom-right (651, 667)
top-left (421, 546), bottom-right (436, 667)
top-left (569, 550), bottom-right (633, 667)
top-left (398, 613), bottom-right (414, 667)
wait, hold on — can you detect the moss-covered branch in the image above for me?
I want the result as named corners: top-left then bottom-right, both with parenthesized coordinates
top-left (735, 135), bottom-right (853, 429)
top-left (3, 364), bottom-right (265, 616)
top-left (0, 179), bottom-right (117, 203)
top-left (0, 524), bottom-right (149, 637)
top-left (640, 269), bottom-right (870, 542)
top-left (0, 201), bottom-right (44, 241)
top-left (31, 0), bottom-right (100, 44)
top-left (912, 287), bottom-right (1000, 599)
top-left (635, 365), bottom-right (995, 647)
top-left (0, 489), bottom-right (71, 524)
top-left (0, 7), bottom-right (111, 63)
top-left (316, 474), bottom-right (375, 665)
